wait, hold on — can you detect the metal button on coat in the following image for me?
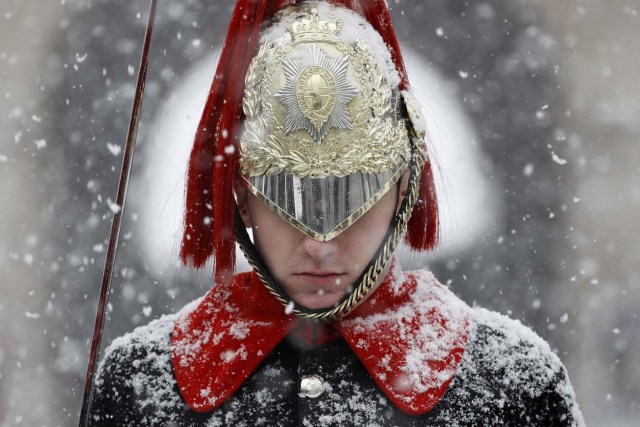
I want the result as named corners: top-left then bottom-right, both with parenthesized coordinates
top-left (300, 375), bottom-right (325, 398)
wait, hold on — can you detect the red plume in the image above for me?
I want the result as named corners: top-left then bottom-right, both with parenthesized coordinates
top-left (181, 0), bottom-right (291, 283)
top-left (181, 0), bottom-right (438, 283)
top-left (405, 156), bottom-right (439, 251)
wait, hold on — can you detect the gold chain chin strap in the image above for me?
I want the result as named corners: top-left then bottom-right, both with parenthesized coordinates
top-left (236, 142), bottom-right (426, 322)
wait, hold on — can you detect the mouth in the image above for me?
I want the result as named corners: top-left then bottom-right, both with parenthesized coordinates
top-left (289, 273), bottom-right (348, 309)
top-left (295, 272), bottom-right (346, 288)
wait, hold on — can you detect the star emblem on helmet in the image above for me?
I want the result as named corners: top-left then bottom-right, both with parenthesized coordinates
top-left (275, 44), bottom-right (359, 144)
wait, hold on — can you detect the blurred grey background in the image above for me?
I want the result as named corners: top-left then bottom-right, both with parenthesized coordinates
top-left (0, 0), bottom-right (638, 425)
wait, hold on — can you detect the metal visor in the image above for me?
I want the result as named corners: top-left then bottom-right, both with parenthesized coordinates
top-left (242, 161), bottom-right (407, 241)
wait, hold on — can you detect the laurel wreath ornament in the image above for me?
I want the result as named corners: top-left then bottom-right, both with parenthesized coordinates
top-left (240, 37), bottom-right (410, 179)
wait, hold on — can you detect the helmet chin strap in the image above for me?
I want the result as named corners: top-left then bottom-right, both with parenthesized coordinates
top-left (235, 137), bottom-right (425, 323)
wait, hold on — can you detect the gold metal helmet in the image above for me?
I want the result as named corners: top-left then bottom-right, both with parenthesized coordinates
top-left (234, 1), bottom-right (428, 322)
top-left (239, 1), bottom-right (413, 242)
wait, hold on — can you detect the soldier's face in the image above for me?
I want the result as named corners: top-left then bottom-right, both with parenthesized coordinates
top-left (239, 180), bottom-right (404, 309)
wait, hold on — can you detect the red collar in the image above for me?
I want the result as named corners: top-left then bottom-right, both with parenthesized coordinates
top-left (172, 262), bottom-right (470, 415)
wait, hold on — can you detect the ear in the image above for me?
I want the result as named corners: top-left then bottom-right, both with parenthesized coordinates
top-left (236, 185), bottom-right (253, 228)
top-left (396, 170), bottom-right (410, 214)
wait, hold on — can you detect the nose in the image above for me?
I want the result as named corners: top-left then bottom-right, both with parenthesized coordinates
top-left (301, 235), bottom-right (338, 260)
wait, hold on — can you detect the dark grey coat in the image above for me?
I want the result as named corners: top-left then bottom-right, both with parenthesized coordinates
top-left (90, 306), bottom-right (584, 426)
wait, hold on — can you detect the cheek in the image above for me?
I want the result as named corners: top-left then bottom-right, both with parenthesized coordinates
top-left (349, 218), bottom-right (387, 254)
top-left (340, 191), bottom-right (397, 261)
top-left (248, 200), bottom-right (299, 268)
top-left (252, 215), bottom-right (282, 251)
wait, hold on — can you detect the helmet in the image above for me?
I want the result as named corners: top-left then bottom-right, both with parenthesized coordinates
top-left (181, 0), bottom-right (439, 321)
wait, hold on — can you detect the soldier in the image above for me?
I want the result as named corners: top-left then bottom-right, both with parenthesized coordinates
top-left (90, 1), bottom-right (585, 425)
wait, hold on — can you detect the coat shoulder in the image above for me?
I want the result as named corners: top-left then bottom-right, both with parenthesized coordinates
top-left (90, 313), bottom-right (182, 426)
top-left (467, 308), bottom-right (560, 392)
top-left (455, 307), bottom-right (586, 426)
top-left (100, 312), bottom-right (177, 371)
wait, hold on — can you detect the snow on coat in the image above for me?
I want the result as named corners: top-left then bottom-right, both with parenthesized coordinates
top-left (90, 267), bottom-right (584, 426)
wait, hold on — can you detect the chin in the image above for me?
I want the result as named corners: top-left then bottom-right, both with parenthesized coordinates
top-left (295, 293), bottom-right (344, 310)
